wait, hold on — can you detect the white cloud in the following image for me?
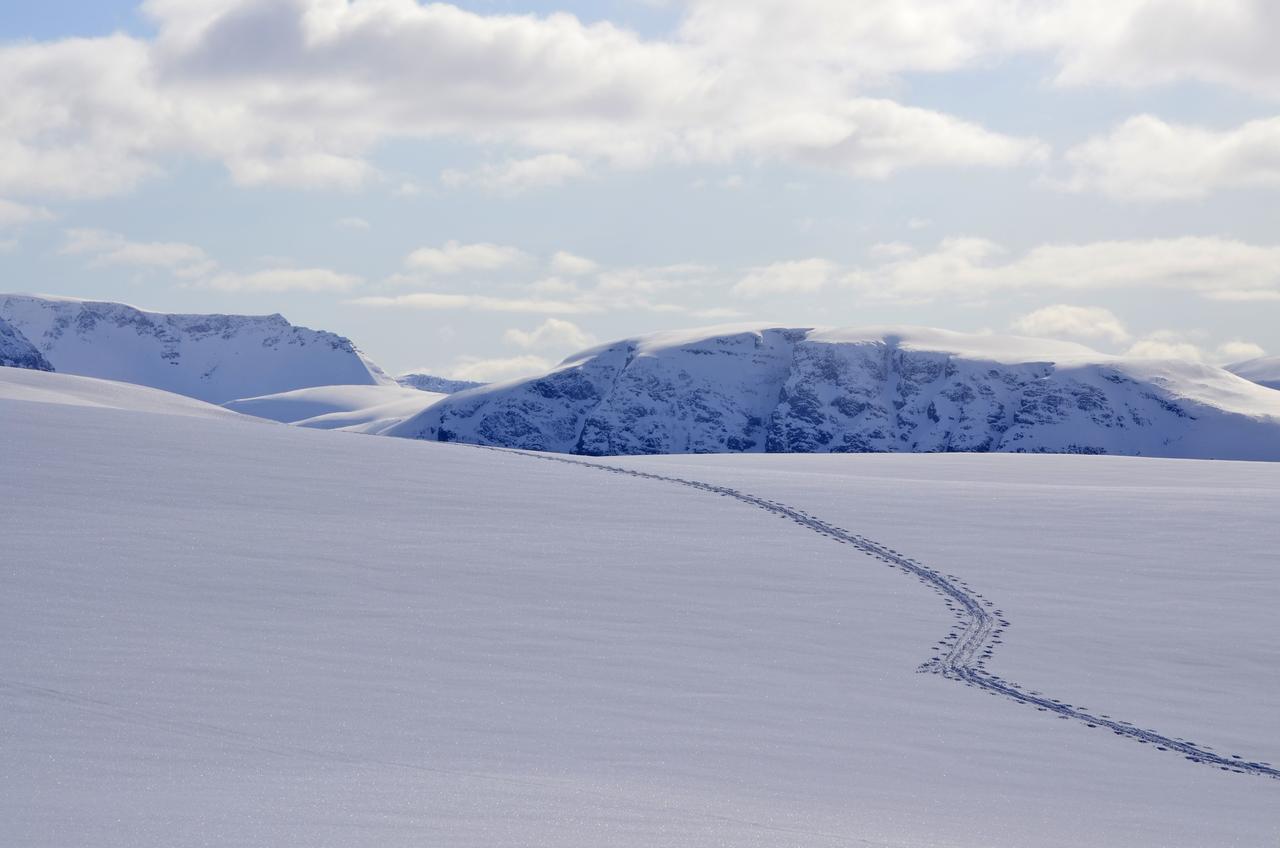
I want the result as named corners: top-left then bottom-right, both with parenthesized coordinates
top-left (503, 318), bottom-right (596, 352)
top-left (349, 292), bottom-right (598, 314)
top-left (907, 217), bottom-right (933, 230)
top-left (442, 154), bottom-right (588, 193)
top-left (1011, 305), bottom-right (1131, 344)
top-left (227, 151), bottom-right (375, 191)
top-left (1217, 340), bottom-right (1266, 362)
top-left (205, 268), bottom-right (362, 292)
top-left (445, 354), bottom-right (554, 383)
top-left (0, 0), bottom-right (1050, 199)
top-left (1124, 331), bottom-right (1205, 362)
top-left (0, 198), bottom-right (54, 228)
top-left (847, 236), bottom-right (1280, 302)
top-left (1059, 115), bottom-right (1280, 200)
top-left (549, 251), bottom-right (599, 276)
top-left (733, 258), bottom-right (836, 298)
top-left (404, 240), bottom-right (529, 274)
top-left (4, 1), bottom-right (1277, 202)
top-left (1040, 0), bottom-right (1280, 100)
top-left (62, 228), bottom-right (217, 279)
top-left (60, 226), bottom-right (359, 291)
top-left (335, 216), bottom-right (371, 231)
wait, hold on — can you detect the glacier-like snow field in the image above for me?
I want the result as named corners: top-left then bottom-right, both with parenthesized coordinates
top-left (1, 370), bottom-right (1277, 847)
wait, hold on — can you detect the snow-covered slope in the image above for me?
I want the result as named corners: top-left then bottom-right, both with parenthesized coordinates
top-left (1228, 355), bottom-right (1280, 391)
top-left (391, 324), bottom-right (1280, 460)
top-left (0, 294), bottom-right (391, 403)
top-left (0, 314), bottom-right (52, 371)
top-left (396, 372), bottom-right (486, 393)
top-left (0, 365), bottom-right (245, 420)
top-left (225, 384), bottom-right (446, 435)
top-left (2, 373), bottom-right (1277, 847)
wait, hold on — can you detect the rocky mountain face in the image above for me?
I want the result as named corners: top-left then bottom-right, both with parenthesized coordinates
top-left (395, 373), bottom-right (486, 394)
top-left (0, 315), bottom-right (53, 371)
top-left (389, 325), bottom-right (1280, 461)
top-left (0, 294), bottom-right (390, 404)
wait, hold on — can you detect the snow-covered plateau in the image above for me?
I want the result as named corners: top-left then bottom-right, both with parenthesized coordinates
top-left (2, 365), bottom-right (1277, 847)
top-left (0, 294), bottom-right (389, 404)
top-left (392, 324), bottom-right (1280, 460)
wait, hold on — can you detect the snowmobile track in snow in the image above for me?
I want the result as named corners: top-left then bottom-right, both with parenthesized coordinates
top-left (494, 447), bottom-right (1280, 782)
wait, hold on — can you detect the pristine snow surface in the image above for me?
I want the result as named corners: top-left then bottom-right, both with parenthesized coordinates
top-left (0, 294), bottom-right (390, 403)
top-left (1229, 355), bottom-right (1280, 391)
top-left (2, 367), bottom-right (1277, 847)
top-left (391, 324), bottom-right (1280, 460)
top-left (0, 365), bottom-right (244, 419)
top-left (225, 384), bottom-right (447, 435)
top-left (0, 315), bottom-right (52, 370)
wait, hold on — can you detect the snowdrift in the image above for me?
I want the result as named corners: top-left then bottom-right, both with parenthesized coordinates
top-left (225, 384), bottom-right (446, 435)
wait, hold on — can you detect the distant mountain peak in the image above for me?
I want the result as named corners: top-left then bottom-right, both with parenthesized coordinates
top-left (395, 373), bottom-right (486, 394)
top-left (0, 294), bottom-right (390, 404)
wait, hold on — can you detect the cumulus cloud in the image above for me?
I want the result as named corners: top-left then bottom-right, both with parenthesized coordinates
top-left (503, 318), bottom-right (596, 351)
top-left (0, 0), bottom-right (1054, 199)
top-left (60, 226), bottom-right (360, 291)
top-left (549, 251), bottom-right (599, 276)
top-left (733, 258), bottom-right (837, 298)
top-left (847, 236), bottom-right (1280, 302)
top-left (1217, 340), bottom-right (1267, 362)
top-left (204, 268), bottom-right (362, 292)
top-left (442, 154), bottom-right (588, 193)
top-left (1059, 115), bottom-right (1280, 200)
top-left (1039, 0), bottom-right (1280, 99)
top-left (444, 354), bottom-right (554, 383)
top-left (62, 228), bottom-right (217, 279)
top-left (404, 240), bottom-right (529, 274)
top-left (0, 198), bottom-right (54, 228)
top-left (1124, 332), bottom-right (1205, 362)
top-left (1011, 305), bottom-right (1131, 344)
top-left (349, 292), bottom-right (598, 314)
top-left (335, 216), bottom-right (371, 231)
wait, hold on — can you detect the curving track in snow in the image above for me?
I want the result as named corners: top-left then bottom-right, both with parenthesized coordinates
top-left (498, 447), bottom-right (1280, 782)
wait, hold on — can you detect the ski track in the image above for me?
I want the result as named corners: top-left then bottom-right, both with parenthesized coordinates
top-left (493, 446), bottom-right (1280, 782)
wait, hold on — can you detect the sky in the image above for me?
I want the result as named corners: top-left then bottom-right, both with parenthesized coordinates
top-left (1, 0), bottom-right (1278, 381)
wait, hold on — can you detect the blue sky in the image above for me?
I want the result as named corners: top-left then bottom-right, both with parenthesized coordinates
top-left (1, 0), bottom-right (1277, 379)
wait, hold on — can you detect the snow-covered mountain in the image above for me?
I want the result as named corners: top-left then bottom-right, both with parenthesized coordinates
top-left (0, 314), bottom-right (53, 371)
top-left (390, 324), bottom-right (1280, 461)
top-left (225, 384), bottom-right (446, 435)
top-left (396, 373), bottom-right (486, 394)
top-left (0, 294), bottom-right (391, 404)
top-left (1227, 355), bottom-right (1280, 391)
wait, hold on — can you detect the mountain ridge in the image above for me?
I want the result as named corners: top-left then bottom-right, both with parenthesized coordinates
top-left (0, 293), bottom-right (390, 404)
top-left (390, 324), bottom-right (1280, 460)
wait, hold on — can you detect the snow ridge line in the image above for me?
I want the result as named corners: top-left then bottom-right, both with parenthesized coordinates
top-left (492, 447), bottom-right (1280, 782)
